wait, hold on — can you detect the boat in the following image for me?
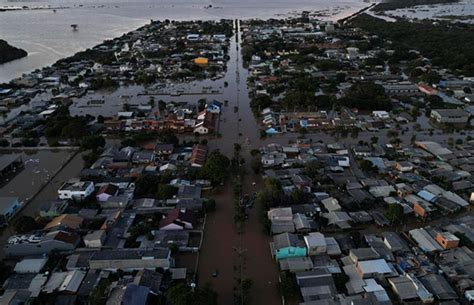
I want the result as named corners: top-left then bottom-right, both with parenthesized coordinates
top-left (71, 24), bottom-right (78, 31)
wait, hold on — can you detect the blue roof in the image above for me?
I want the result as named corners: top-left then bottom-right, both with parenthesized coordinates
top-left (212, 100), bottom-right (223, 107)
top-left (123, 284), bottom-right (149, 305)
top-left (207, 104), bottom-right (220, 110)
top-left (265, 128), bottom-right (279, 134)
top-left (417, 190), bottom-right (436, 202)
top-left (299, 119), bottom-right (308, 128)
top-left (365, 157), bottom-right (386, 170)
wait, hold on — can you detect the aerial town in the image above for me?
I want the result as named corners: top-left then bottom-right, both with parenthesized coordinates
top-left (0, 6), bottom-right (473, 305)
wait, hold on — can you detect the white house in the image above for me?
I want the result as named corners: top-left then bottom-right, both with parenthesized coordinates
top-left (430, 109), bottom-right (469, 124)
top-left (194, 122), bottom-right (209, 135)
top-left (159, 209), bottom-right (195, 231)
top-left (83, 230), bottom-right (106, 248)
top-left (372, 111), bottom-right (390, 120)
top-left (304, 232), bottom-right (327, 256)
top-left (58, 180), bottom-right (94, 201)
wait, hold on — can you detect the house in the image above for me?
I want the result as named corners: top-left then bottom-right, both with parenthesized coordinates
top-left (369, 185), bottom-right (396, 198)
top-left (149, 230), bottom-right (190, 249)
top-left (372, 111), bottom-right (390, 120)
top-left (356, 259), bottom-right (394, 278)
top-left (14, 257), bottom-right (48, 273)
top-left (58, 270), bottom-right (87, 293)
top-left (349, 248), bottom-right (380, 263)
top-left (133, 269), bottom-right (163, 294)
top-left (43, 214), bottom-right (83, 231)
top-left (88, 249), bottom-right (171, 271)
top-left (159, 208), bottom-right (195, 230)
top-left (0, 289), bottom-right (31, 305)
top-left (279, 257), bottom-right (314, 273)
top-left (321, 197), bottom-right (341, 212)
top-left (193, 121), bottom-right (210, 135)
top-left (159, 163), bottom-right (177, 172)
top-left (177, 185), bottom-right (201, 200)
top-left (435, 232), bottom-right (459, 250)
top-left (430, 109), bottom-right (469, 124)
top-left (261, 153), bottom-right (286, 167)
top-left (271, 232), bottom-right (307, 260)
top-left (296, 270), bottom-right (337, 302)
top-left (5, 230), bottom-right (80, 257)
top-left (83, 230), bottom-right (107, 248)
top-left (132, 151), bottom-right (155, 164)
top-left (409, 228), bottom-right (443, 252)
top-left (39, 200), bottom-right (69, 218)
top-left (107, 283), bottom-right (151, 305)
top-left (194, 57), bottom-right (209, 65)
top-left (388, 276), bottom-right (421, 303)
top-left (304, 232), bottom-right (327, 256)
top-left (58, 180), bottom-right (94, 200)
top-left (206, 101), bottom-right (222, 114)
top-left (154, 144), bottom-right (174, 159)
top-left (382, 232), bottom-right (408, 253)
top-left (187, 34), bottom-right (200, 41)
top-left (190, 144), bottom-right (208, 167)
top-left (96, 184), bottom-right (119, 202)
top-left (293, 213), bottom-right (317, 233)
top-left (420, 274), bottom-right (458, 301)
top-left (323, 211), bottom-right (353, 229)
top-left (396, 161), bottom-right (414, 172)
top-left (101, 195), bottom-right (130, 209)
top-left (383, 82), bottom-right (422, 97)
top-left (0, 197), bottom-right (21, 221)
top-left (267, 207), bottom-right (295, 234)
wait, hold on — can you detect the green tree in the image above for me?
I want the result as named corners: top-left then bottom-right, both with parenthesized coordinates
top-left (333, 273), bottom-right (349, 293)
top-left (385, 203), bottom-right (403, 224)
top-left (278, 271), bottom-right (299, 299)
top-left (339, 81), bottom-right (392, 111)
top-left (13, 216), bottom-right (41, 233)
top-left (156, 184), bottom-right (177, 200)
top-left (158, 100), bottom-right (166, 111)
top-left (0, 139), bottom-right (9, 147)
top-left (157, 129), bottom-right (179, 146)
top-left (199, 151), bottom-right (231, 184)
top-left (80, 135), bottom-right (105, 151)
top-left (166, 283), bottom-right (217, 305)
top-left (359, 159), bottom-right (378, 173)
top-left (204, 199), bottom-right (216, 212)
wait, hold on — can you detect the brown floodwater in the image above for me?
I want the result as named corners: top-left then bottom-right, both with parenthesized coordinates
top-left (199, 20), bottom-right (281, 305)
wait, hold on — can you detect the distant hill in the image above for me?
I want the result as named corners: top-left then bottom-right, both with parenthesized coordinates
top-left (0, 39), bottom-right (28, 64)
top-left (373, 0), bottom-right (460, 11)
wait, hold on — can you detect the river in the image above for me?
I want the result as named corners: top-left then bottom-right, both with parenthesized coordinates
top-left (0, 0), bottom-right (369, 83)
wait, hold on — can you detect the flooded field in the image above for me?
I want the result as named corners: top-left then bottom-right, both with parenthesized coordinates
top-left (0, 150), bottom-right (75, 203)
top-left (0, 150), bottom-right (84, 257)
top-left (70, 81), bottom-right (226, 117)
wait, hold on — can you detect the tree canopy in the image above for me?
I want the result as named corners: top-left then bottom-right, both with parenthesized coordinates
top-left (166, 283), bottom-right (217, 305)
top-left (199, 150), bottom-right (231, 184)
top-left (340, 81), bottom-right (392, 111)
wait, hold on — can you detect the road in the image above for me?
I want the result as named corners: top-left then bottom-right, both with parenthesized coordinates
top-left (198, 20), bottom-right (281, 305)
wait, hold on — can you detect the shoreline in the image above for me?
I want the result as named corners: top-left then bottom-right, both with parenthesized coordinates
top-left (0, 3), bottom-right (371, 84)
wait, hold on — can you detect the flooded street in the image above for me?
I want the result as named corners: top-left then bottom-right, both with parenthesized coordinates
top-left (0, 150), bottom-right (84, 257)
top-left (0, 150), bottom-right (76, 203)
top-left (198, 20), bottom-right (280, 304)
